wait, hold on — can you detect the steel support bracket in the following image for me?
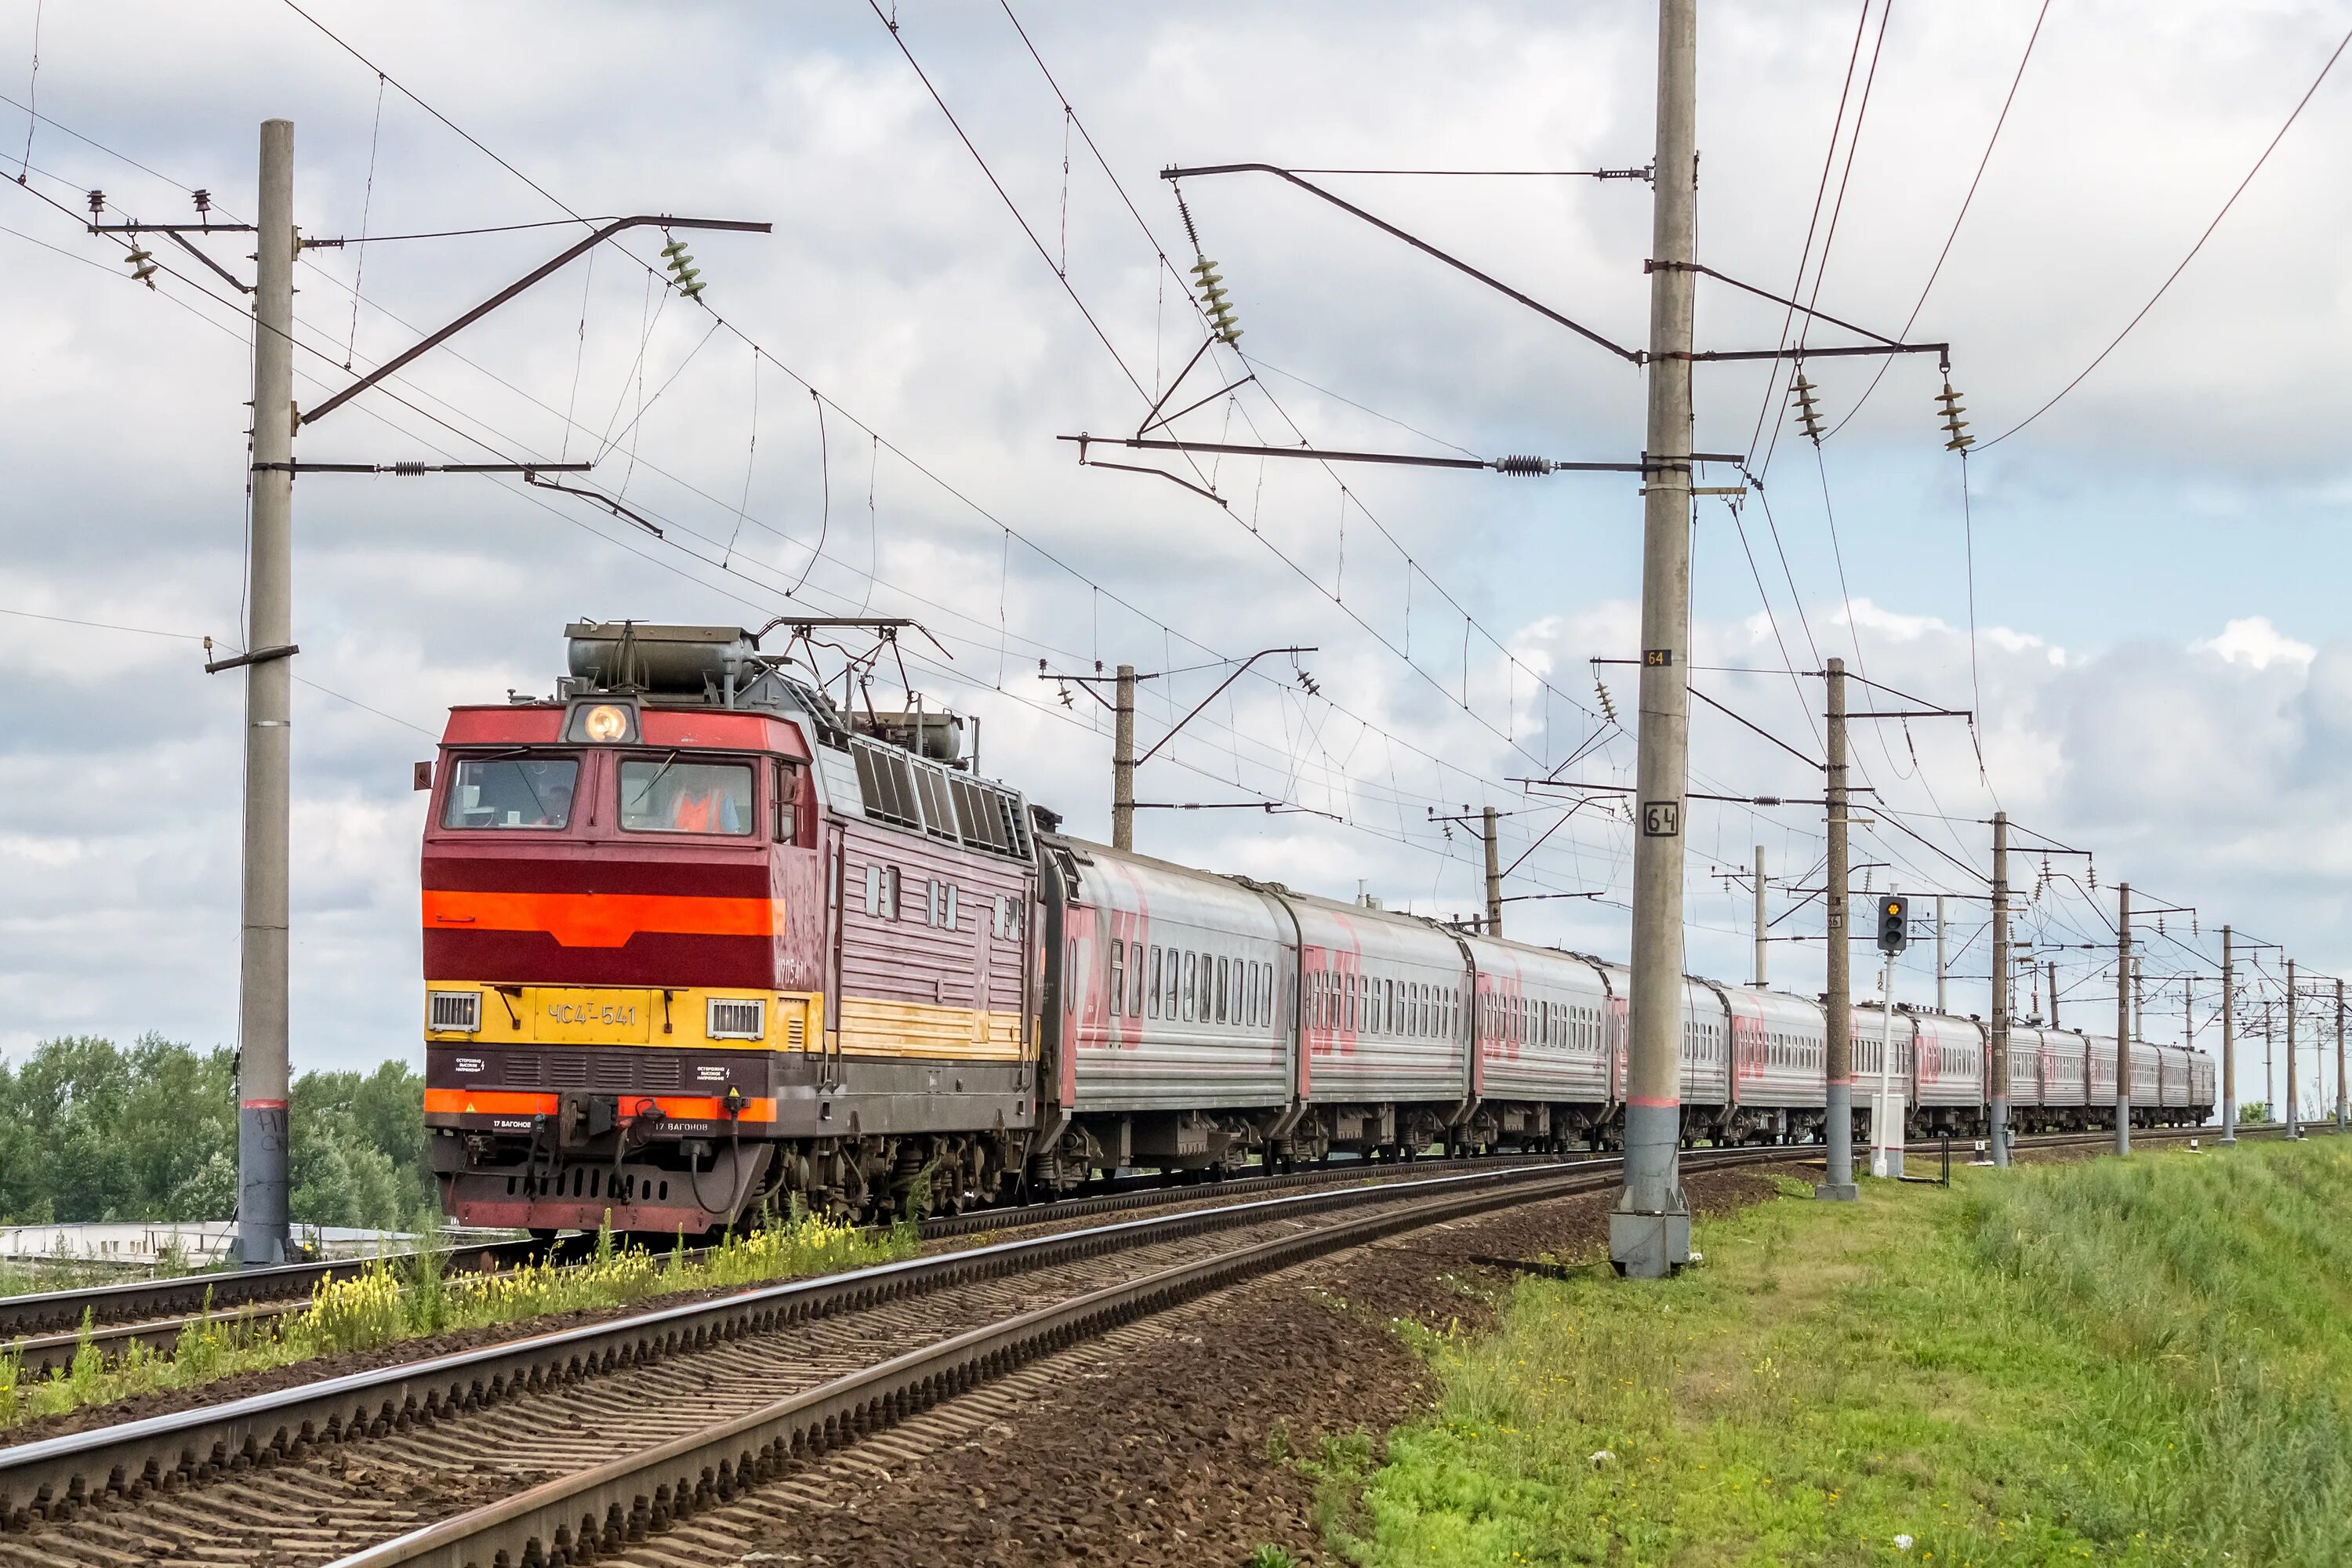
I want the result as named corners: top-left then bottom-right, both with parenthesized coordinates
top-left (204, 643), bottom-right (298, 674)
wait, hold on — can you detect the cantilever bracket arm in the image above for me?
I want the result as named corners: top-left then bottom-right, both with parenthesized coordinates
top-left (301, 215), bottom-right (771, 426)
top-left (1161, 163), bottom-right (1644, 365)
top-left (1135, 645), bottom-right (1317, 767)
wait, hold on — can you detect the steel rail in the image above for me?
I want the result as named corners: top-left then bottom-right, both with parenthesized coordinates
top-left (328, 1151), bottom-right (1693, 1568)
top-left (0, 1150), bottom-right (1575, 1375)
top-left (0, 1157), bottom-right (1597, 1529)
top-left (331, 1123), bottom-right (2283, 1568)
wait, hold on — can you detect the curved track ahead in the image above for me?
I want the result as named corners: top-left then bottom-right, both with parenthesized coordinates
top-left (0, 1123), bottom-right (2262, 1567)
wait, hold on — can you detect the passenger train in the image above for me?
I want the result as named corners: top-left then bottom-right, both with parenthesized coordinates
top-left (419, 623), bottom-right (2214, 1235)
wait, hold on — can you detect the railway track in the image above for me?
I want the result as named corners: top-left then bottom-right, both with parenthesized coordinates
top-left (0, 1123), bottom-right (2258, 1379)
top-left (0, 1148), bottom-right (1573, 1378)
top-left (0, 1155), bottom-right (1639, 1561)
top-left (0, 1122), bottom-right (2259, 1567)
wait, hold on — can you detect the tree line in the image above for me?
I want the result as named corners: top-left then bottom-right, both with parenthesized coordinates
top-left (0, 1036), bottom-right (431, 1230)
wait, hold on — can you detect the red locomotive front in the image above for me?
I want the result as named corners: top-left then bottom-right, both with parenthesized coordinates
top-left (421, 622), bottom-right (1039, 1235)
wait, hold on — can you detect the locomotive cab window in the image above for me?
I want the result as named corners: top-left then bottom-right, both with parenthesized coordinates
top-left (442, 754), bottom-right (579, 829)
top-left (619, 757), bottom-right (753, 834)
top-left (773, 759), bottom-right (808, 845)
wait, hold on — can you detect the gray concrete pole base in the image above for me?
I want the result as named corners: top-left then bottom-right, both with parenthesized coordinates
top-left (1609, 1207), bottom-right (1693, 1279)
top-left (1814, 1181), bottom-right (1859, 1202)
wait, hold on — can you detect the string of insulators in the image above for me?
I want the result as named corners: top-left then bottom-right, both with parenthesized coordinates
top-left (1494, 454), bottom-right (1552, 476)
top-left (124, 245), bottom-right (158, 288)
top-left (1191, 256), bottom-right (1241, 345)
top-left (1594, 677), bottom-right (1619, 728)
top-left (1171, 182), bottom-right (1242, 346)
top-left (1789, 374), bottom-right (1825, 445)
top-left (1936, 378), bottom-right (1974, 452)
top-left (660, 237), bottom-right (705, 301)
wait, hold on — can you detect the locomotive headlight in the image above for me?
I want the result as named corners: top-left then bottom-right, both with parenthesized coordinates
top-left (583, 703), bottom-right (629, 742)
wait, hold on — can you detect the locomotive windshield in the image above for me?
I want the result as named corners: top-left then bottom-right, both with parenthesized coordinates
top-left (619, 757), bottom-right (753, 835)
top-left (441, 754), bottom-right (579, 829)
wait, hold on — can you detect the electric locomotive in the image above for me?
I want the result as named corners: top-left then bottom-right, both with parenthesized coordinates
top-left (420, 622), bottom-right (1040, 1234)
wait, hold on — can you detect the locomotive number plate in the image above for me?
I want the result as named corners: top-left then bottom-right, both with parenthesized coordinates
top-left (531, 987), bottom-right (652, 1044)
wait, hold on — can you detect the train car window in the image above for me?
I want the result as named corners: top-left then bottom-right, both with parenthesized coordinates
top-left (620, 758), bottom-right (753, 835)
top-left (441, 754), bottom-right (579, 829)
top-left (1216, 956), bottom-right (1230, 1025)
top-left (1109, 944), bottom-right (1126, 1016)
top-left (1131, 942), bottom-right (1145, 1018)
top-left (1148, 947), bottom-right (1163, 1018)
top-left (1181, 952), bottom-right (1197, 1022)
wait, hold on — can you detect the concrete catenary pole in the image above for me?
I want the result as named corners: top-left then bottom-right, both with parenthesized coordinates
top-left (1819, 657), bottom-right (1857, 1201)
top-left (1753, 844), bottom-right (1768, 987)
top-left (2220, 927), bottom-right (2236, 1145)
top-left (238, 118), bottom-right (296, 1266)
top-left (2114, 882), bottom-right (2131, 1156)
top-left (2132, 953), bottom-right (2144, 1054)
top-left (1989, 812), bottom-right (2010, 1167)
top-left (2264, 1000), bottom-right (2275, 1122)
top-left (1936, 893), bottom-right (1949, 1014)
top-left (1483, 805), bottom-right (1503, 938)
top-left (1610, 0), bottom-right (1699, 1279)
top-left (1111, 663), bottom-right (1136, 852)
top-left (2286, 957), bottom-right (2299, 1138)
top-left (2047, 960), bottom-right (2059, 1028)
top-left (2336, 975), bottom-right (2345, 1129)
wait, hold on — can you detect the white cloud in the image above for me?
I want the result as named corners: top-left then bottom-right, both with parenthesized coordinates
top-left (2192, 616), bottom-right (2315, 670)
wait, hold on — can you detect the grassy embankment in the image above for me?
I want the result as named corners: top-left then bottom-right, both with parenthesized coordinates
top-left (0, 1210), bottom-right (914, 1430)
top-left (1307, 1140), bottom-right (2352, 1566)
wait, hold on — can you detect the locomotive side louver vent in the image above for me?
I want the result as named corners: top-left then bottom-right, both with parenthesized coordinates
top-left (429, 990), bottom-right (481, 1033)
top-left (708, 997), bottom-right (767, 1040)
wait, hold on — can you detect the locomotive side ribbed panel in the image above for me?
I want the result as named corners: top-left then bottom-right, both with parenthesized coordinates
top-left (1059, 848), bottom-right (1291, 1112)
top-left (1458, 938), bottom-right (1611, 1105)
top-left (836, 820), bottom-right (1027, 1062)
top-left (1290, 895), bottom-right (1472, 1105)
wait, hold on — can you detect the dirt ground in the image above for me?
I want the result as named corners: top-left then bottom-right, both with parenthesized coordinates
top-left (742, 1166), bottom-right (1793, 1568)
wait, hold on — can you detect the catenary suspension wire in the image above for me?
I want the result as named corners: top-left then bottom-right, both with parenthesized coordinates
top-left (1824, 0), bottom-right (2050, 439)
top-left (1980, 21), bottom-right (2352, 448)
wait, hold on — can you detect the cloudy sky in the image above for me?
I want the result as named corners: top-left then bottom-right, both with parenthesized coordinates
top-left (3, 1), bottom-right (2347, 1113)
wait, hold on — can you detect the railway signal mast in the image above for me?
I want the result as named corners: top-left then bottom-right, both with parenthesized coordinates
top-left (1869, 895), bottom-right (1909, 1178)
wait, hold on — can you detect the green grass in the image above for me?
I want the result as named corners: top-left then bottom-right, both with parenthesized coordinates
top-left (1343, 1142), bottom-right (2352, 1566)
top-left (0, 1208), bottom-right (916, 1430)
